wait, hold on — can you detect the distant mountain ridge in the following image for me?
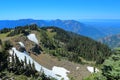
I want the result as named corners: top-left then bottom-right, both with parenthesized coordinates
top-left (1, 19), bottom-right (120, 40)
top-left (0, 19), bottom-right (105, 39)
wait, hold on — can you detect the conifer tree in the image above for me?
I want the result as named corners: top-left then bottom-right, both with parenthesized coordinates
top-left (0, 39), bottom-right (2, 45)
top-left (32, 62), bottom-right (36, 73)
top-left (24, 56), bottom-right (27, 69)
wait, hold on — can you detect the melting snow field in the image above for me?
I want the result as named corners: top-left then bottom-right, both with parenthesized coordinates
top-left (27, 34), bottom-right (39, 44)
top-left (18, 42), bottom-right (25, 47)
top-left (87, 66), bottom-right (99, 73)
top-left (52, 66), bottom-right (70, 80)
top-left (9, 47), bottom-right (70, 80)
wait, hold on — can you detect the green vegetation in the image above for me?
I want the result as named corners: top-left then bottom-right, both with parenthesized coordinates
top-left (102, 52), bottom-right (120, 80)
top-left (0, 28), bottom-right (11, 34)
top-left (0, 28), bottom-right (12, 40)
top-left (2, 25), bottom-right (112, 64)
top-left (83, 48), bottom-right (120, 80)
top-left (84, 73), bottom-right (107, 80)
top-left (7, 24), bottom-right (38, 37)
top-left (0, 40), bottom-right (55, 80)
top-left (0, 24), bottom-right (114, 80)
top-left (41, 27), bottom-right (112, 64)
top-left (0, 32), bottom-right (11, 40)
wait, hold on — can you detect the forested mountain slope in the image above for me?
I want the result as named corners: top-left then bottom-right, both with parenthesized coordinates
top-left (0, 24), bottom-right (112, 63)
top-left (0, 24), bottom-right (112, 80)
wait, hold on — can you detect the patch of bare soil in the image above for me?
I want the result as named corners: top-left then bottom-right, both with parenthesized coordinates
top-left (31, 53), bottom-right (91, 80)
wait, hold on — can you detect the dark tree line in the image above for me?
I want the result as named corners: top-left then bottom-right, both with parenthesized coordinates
top-left (0, 28), bottom-right (11, 34)
top-left (7, 24), bottom-right (38, 37)
top-left (8, 53), bottom-right (38, 77)
top-left (0, 51), bottom-right (8, 71)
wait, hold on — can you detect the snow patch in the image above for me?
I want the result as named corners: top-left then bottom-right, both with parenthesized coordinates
top-left (9, 56), bottom-right (12, 62)
top-left (87, 66), bottom-right (99, 73)
top-left (9, 50), bottom-right (13, 55)
top-left (76, 67), bottom-right (80, 70)
top-left (52, 66), bottom-right (70, 80)
top-left (27, 34), bottom-right (38, 44)
top-left (10, 47), bottom-right (69, 80)
top-left (18, 42), bottom-right (25, 47)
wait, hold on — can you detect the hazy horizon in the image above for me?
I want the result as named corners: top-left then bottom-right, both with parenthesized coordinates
top-left (1, 18), bottom-right (120, 21)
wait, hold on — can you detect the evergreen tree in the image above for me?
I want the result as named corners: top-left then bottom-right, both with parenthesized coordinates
top-left (32, 62), bottom-right (36, 74)
top-left (24, 56), bottom-right (27, 69)
top-left (0, 39), bottom-right (2, 45)
top-left (3, 40), bottom-right (13, 50)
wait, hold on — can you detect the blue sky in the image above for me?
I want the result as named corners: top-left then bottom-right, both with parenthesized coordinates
top-left (0, 0), bottom-right (120, 20)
